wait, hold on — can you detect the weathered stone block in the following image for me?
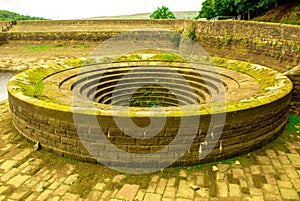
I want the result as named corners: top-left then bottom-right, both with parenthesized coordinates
top-left (61, 137), bottom-right (77, 146)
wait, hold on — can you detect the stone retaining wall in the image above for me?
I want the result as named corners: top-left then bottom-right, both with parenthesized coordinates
top-left (193, 21), bottom-right (300, 72)
top-left (7, 20), bottom-right (185, 33)
top-left (284, 66), bottom-right (300, 114)
top-left (14, 19), bottom-right (182, 27)
top-left (0, 31), bottom-right (121, 45)
top-left (0, 20), bottom-right (299, 71)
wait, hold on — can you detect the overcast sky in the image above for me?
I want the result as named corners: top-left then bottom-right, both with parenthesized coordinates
top-left (0, 0), bottom-right (203, 20)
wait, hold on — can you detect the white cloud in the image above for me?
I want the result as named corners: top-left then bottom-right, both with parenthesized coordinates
top-left (0, 0), bottom-right (203, 20)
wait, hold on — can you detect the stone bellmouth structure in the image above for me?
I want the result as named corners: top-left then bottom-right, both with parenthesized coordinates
top-left (5, 20), bottom-right (298, 171)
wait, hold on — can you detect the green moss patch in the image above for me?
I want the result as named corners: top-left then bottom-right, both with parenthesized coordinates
top-left (115, 50), bottom-right (186, 63)
top-left (211, 57), bottom-right (292, 113)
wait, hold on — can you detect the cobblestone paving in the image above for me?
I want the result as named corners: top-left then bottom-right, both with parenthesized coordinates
top-left (0, 100), bottom-right (300, 201)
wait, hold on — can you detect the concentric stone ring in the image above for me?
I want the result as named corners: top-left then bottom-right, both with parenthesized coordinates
top-left (46, 60), bottom-right (256, 107)
top-left (8, 48), bottom-right (292, 173)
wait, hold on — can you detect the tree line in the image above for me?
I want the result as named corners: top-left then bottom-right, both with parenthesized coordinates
top-left (197, 0), bottom-right (299, 20)
top-left (0, 10), bottom-right (48, 21)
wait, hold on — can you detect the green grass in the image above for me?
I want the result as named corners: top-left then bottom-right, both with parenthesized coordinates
top-left (203, 165), bottom-right (217, 197)
top-left (261, 115), bottom-right (300, 154)
top-left (238, 154), bottom-right (256, 167)
top-left (227, 173), bottom-right (240, 184)
top-left (252, 174), bottom-right (263, 188)
top-left (70, 165), bottom-right (107, 197)
top-left (12, 58), bottom-right (85, 101)
top-left (122, 174), bottom-right (151, 189)
top-left (286, 115), bottom-right (300, 141)
top-left (23, 82), bottom-right (44, 98)
top-left (186, 23), bottom-right (196, 41)
top-left (241, 187), bottom-right (250, 194)
top-left (286, 115), bottom-right (300, 131)
top-left (281, 17), bottom-right (300, 25)
top-left (24, 45), bottom-right (53, 51)
top-left (162, 52), bottom-right (181, 62)
top-left (24, 45), bottom-right (91, 51)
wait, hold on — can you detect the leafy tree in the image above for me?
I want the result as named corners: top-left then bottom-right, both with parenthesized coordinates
top-left (257, 0), bottom-right (277, 10)
top-left (0, 10), bottom-right (48, 21)
top-left (197, 0), bottom-right (297, 20)
top-left (150, 6), bottom-right (176, 19)
top-left (197, 0), bottom-right (215, 19)
top-left (214, 0), bottom-right (236, 16)
top-left (197, 0), bottom-right (237, 19)
top-left (234, 0), bottom-right (259, 19)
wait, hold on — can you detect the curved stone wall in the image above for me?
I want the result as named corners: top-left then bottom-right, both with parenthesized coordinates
top-left (8, 54), bottom-right (292, 167)
top-left (193, 21), bottom-right (300, 72)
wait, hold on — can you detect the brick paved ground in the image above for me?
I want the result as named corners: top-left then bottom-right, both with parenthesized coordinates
top-left (1, 100), bottom-right (300, 201)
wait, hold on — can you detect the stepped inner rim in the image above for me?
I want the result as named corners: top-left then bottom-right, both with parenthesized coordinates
top-left (46, 60), bottom-right (260, 109)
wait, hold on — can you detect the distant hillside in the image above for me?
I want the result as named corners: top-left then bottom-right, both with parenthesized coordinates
top-left (89, 11), bottom-right (198, 20)
top-left (253, 3), bottom-right (300, 25)
top-left (0, 10), bottom-right (48, 21)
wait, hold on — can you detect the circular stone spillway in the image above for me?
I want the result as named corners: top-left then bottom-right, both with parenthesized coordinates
top-left (7, 27), bottom-right (293, 173)
top-left (8, 53), bottom-right (292, 172)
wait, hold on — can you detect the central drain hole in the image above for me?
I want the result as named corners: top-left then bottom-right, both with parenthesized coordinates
top-left (128, 84), bottom-right (179, 107)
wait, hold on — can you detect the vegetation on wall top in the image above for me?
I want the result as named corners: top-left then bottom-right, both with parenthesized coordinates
top-left (253, 2), bottom-right (300, 25)
top-left (197, 0), bottom-right (299, 23)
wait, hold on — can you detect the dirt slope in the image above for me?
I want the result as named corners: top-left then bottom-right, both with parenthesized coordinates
top-left (253, 2), bottom-right (300, 25)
